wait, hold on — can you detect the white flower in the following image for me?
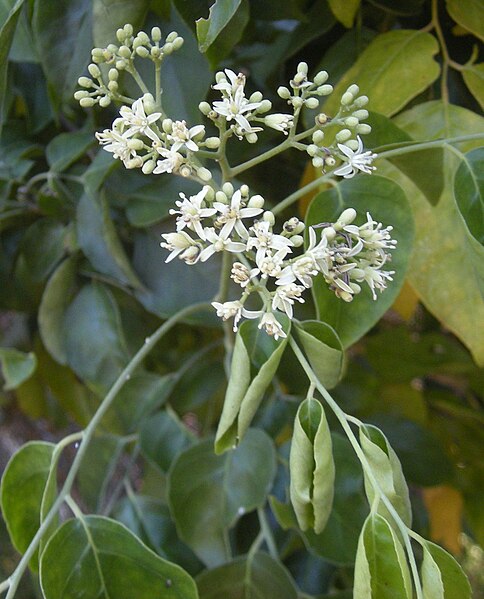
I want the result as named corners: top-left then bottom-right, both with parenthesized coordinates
top-left (212, 300), bottom-right (244, 331)
top-left (277, 256), bottom-right (318, 288)
top-left (264, 114), bottom-right (294, 135)
top-left (253, 248), bottom-right (287, 279)
top-left (246, 221), bottom-right (293, 264)
top-left (231, 262), bottom-right (252, 287)
top-left (212, 72), bottom-right (264, 132)
top-left (119, 98), bottom-right (161, 142)
top-left (160, 231), bottom-right (199, 263)
top-left (168, 120), bottom-right (205, 152)
top-left (170, 187), bottom-right (216, 239)
top-left (333, 136), bottom-right (377, 178)
top-left (258, 313), bottom-right (286, 340)
top-left (272, 284), bottom-right (305, 319)
top-left (352, 212), bottom-right (397, 253)
top-left (350, 260), bottom-right (394, 300)
top-left (95, 129), bottom-right (135, 164)
top-left (153, 149), bottom-right (184, 174)
top-left (198, 227), bottom-right (246, 262)
top-left (212, 69), bottom-right (244, 94)
top-left (213, 190), bottom-right (263, 238)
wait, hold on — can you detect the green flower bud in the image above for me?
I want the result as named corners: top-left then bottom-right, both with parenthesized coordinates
top-left (78, 76), bottom-right (92, 88)
top-left (151, 27), bottom-right (162, 42)
top-left (136, 46), bottom-right (149, 58)
top-left (126, 157), bottom-right (143, 169)
top-left (305, 97), bottom-right (319, 109)
top-left (99, 96), bottom-right (111, 108)
top-left (345, 139), bottom-right (360, 151)
top-left (173, 36), bottom-right (184, 50)
top-left (248, 194), bottom-right (264, 209)
top-left (314, 70), bottom-right (329, 85)
top-left (215, 71), bottom-right (226, 83)
top-left (215, 191), bottom-right (228, 204)
top-left (74, 90), bottom-right (89, 100)
top-left (88, 63), bottom-right (101, 79)
top-left (162, 42), bottom-right (174, 55)
top-left (127, 138), bottom-right (145, 150)
top-left (297, 61), bottom-right (308, 75)
top-left (347, 84), bottom-right (359, 96)
top-left (356, 123), bottom-right (371, 134)
top-left (292, 96), bottom-right (304, 109)
top-left (323, 226), bottom-right (336, 241)
top-left (312, 130), bottom-right (325, 144)
top-left (240, 184), bottom-right (249, 197)
top-left (353, 109), bottom-right (369, 120)
top-left (91, 47), bottom-right (104, 61)
top-left (118, 45), bottom-right (131, 58)
top-left (337, 208), bottom-right (357, 226)
top-left (341, 92), bottom-right (353, 106)
top-left (108, 80), bottom-right (118, 93)
top-left (263, 211), bottom-right (275, 226)
top-left (222, 182), bottom-right (234, 196)
top-left (257, 99), bottom-right (272, 113)
top-left (165, 31), bottom-right (177, 43)
top-left (292, 72), bottom-right (306, 85)
top-left (197, 167), bottom-right (212, 181)
top-left (291, 234), bottom-right (304, 247)
top-left (205, 187), bottom-right (215, 202)
top-left (249, 91), bottom-right (263, 103)
top-left (312, 156), bottom-right (324, 168)
top-left (246, 132), bottom-right (258, 144)
top-left (277, 86), bottom-right (291, 99)
top-left (307, 144), bottom-right (319, 157)
top-left (205, 137), bottom-right (220, 149)
top-left (116, 60), bottom-right (126, 70)
top-left (317, 84), bottom-right (333, 96)
top-left (142, 160), bottom-right (156, 174)
top-left (79, 97), bottom-right (95, 108)
top-left (116, 28), bottom-right (125, 42)
top-left (344, 116), bottom-right (359, 128)
top-left (199, 101), bottom-right (211, 115)
top-left (349, 282), bottom-right (361, 294)
top-left (335, 129), bottom-right (351, 142)
top-left (137, 31), bottom-right (150, 44)
top-left (142, 93), bottom-right (157, 114)
top-left (124, 24), bottom-right (133, 37)
top-left (107, 44), bottom-right (118, 53)
top-left (162, 118), bottom-right (173, 133)
top-left (150, 46), bottom-right (161, 59)
top-left (354, 95), bottom-right (369, 107)
top-left (108, 68), bottom-right (119, 81)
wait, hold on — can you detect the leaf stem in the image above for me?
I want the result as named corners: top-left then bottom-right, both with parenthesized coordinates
top-left (431, 0), bottom-right (450, 104)
top-left (257, 507), bottom-right (278, 560)
top-left (376, 134), bottom-right (484, 159)
top-left (2, 302), bottom-right (210, 599)
top-left (272, 172), bottom-right (334, 216)
top-left (289, 337), bottom-right (424, 599)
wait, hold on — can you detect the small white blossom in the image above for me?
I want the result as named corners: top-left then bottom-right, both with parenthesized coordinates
top-left (160, 231), bottom-right (198, 263)
top-left (264, 114), bottom-right (294, 135)
top-left (333, 136), bottom-right (377, 178)
top-left (95, 129), bottom-right (135, 165)
top-left (231, 262), bottom-right (252, 287)
top-left (277, 256), bottom-right (318, 288)
top-left (119, 97), bottom-right (161, 142)
top-left (246, 221), bottom-right (293, 264)
top-left (168, 120), bottom-right (205, 152)
top-left (253, 248), bottom-right (287, 279)
top-left (258, 312), bottom-right (286, 340)
top-left (170, 187), bottom-right (216, 239)
top-left (198, 227), bottom-right (246, 262)
top-left (350, 260), bottom-right (395, 300)
top-left (214, 190), bottom-right (263, 238)
top-left (212, 71), bottom-right (264, 133)
top-left (153, 149), bottom-right (184, 174)
top-left (212, 300), bottom-right (244, 331)
top-left (272, 284), bottom-right (305, 319)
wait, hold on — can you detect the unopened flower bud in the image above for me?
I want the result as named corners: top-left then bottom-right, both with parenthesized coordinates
top-left (257, 99), bottom-right (272, 113)
top-left (79, 97), bottom-right (95, 107)
top-left (297, 61), bottom-right (308, 75)
top-left (283, 217), bottom-right (301, 233)
top-left (163, 42), bottom-right (174, 55)
top-left (205, 137), bottom-right (220, 149)
top-left (347, 84), bottom-right (359, 97)
top-left (215, 191), bottom-right (228, 204)
top-left (345, 116), bottom-right (359, 128)
top-left (345, 139), bottom-right (360, 151)
top-left (312, 130), bottom-right (325, 144)
top-left (350, 282), bottom-right (361, 294)
top-left (314, 70), bottom-right (329, 85)
top-left (199, 101), bottom-right (211, 115)
top-left (356, 123), bottom-right (371, 135)
top-left (222, 182), bottom-right (234, 196)
top-left (91, 47), bottom-right (104, 61)
top-left (118, 45), bottom-right (131, 58)
top-left (78, 76), bottom-right (92, 88)
top-left (249, 91), bottom-right (263, 103)
top-left (215, 71), bottom-right (226, 83)
top-left (312, 156), bottom-right (325, 168)
top-left (305, 97), bottom-right (319, 109)
top-left (126, 157), bottom-right (143, 169)
top-left (197, 167), bottom-right (212, 181)
top-left (173, 36), bottom-right (184, 50)
top-left (316, 113), bottom-right (329, 125)
top-left (341, 92), bottom-right (353, 106)
top-left (74, 90), bottom-right (89, 100)
top-left (317, 84), bottom-right (333, 96)
top-left (127, 138), bottom-right (144, 150)
top-left (292, 72), bottom-right (306, 85)
top-left (263, 211), bottom-right (275, 226)
top-left (354, 95), bottom-right (369, 107)
top-left (136, 46), bottom-right (150, 58)
top-left (240, 184), bottom-right (249, 197)
top-left (292, 96), bottom-right (303, 109)
top-left (248, 194), bottom-right (264, 209)
top-left (336, 129), bottom-right (351, 142)
top-left (142, 93), bottom-right (157, 114)
top-left (246, 132), bottom-right (258, 143)
top-left (152, 46), bottom-right (163, 58)
top-left (108, 80), bottom-right (119, 92)
top-left (231, 262), bottom-right (251, 286)
top-left (124, 24), bottom-right (133, 37)
top-left (307, 144), bottom-right (319, 157)
top-left (325, 156), bottom-right (336, 167)
top-left (99, 96), bottom-right (111, 107)
top-left (291, 235), bottom-right (304, 247)
top-left (137, 31), bottom-right (150, 44)
top-left (116, 60), bottom-right (126, 70)
top-left (142, 160), bottom-right (156, 174)
top-left (277, 86), bottom-right (291, 99)
top-left (323, 226), bottom-right (336, 241)
top-left (162, 118), bottom-right (173, 133)
top-left (353, 109), bottom-right (369, 120)
top-left (337, 208), bottom-right (357, 226)
top-left (88, 63), bottom-right (101, 78)
top-left (151, 27), bottom-right (162, 42)
top-left (116, 28), bottom-right (125, 42)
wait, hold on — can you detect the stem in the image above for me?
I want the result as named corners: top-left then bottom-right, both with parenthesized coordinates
top-left (431, 0), bottom-right (450, 104)
top-left (272, 172), bottom-right (333, 216)
top-left (257, 507), bottom-right (278, 560)
top-left (3, 302), bottom-right (210, 599)
top-left (289, 338), bottom-right (424, 599)
top-left (154, 61), bottom-right (162, 112)
top-left (127, 64), bottom-right (150, 96)
top-left (376, 134), bottom-right (484, 159)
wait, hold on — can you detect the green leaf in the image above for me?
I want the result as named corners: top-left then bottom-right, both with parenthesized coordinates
top-left (64, 282), bottom-right (129, 390)
top-left (0, 347), bottom-right (36, 390)
top-left (354, 513), bottom-right (412, 598)
top-left (446, 0), bottom-right (484, 42)
top-left (359, 425), bottom-right (412, 527)
top-left (289, 398), bottom-right (335, 534)
top-left (92, 0), bottom-right (149, 47)
top-left (327, 0), bottom-right (360, 28)
top-left (421, 540), bottom-right (472, 599)
top-left (454, 147), bottom-right (484, 244)
top-left (167, 428), bottom-right (276, 567)
top-left (307, 175), bottom-right (414, 348)
top-left (205, 0), bottom-right (249, 68)
top-left (38, 255), bottom-right (78, 365)
top-left (323, 30), bottom-right (439, 117)
top-left (45, 130), bottom-right (93, 173)
top-left (32, 0), bottom-right (91, 110)
top-left (214, 317), bottom-right (290, 454)
top-left (196, 552), bottom-right (298, 599)
top-left (295, 320), bottom-right (344, 389)
top-left (19, 218), bottom-right (66, 283)
top-left (462, 63), bottom-right (484, 110)
top-left (1, 441), bottom-right (55, 569)
top-left (0, 0), bottom-right (26, 136)
top-left (39, 515), bottom-right (198, 598)
top-left (391, 100), bottom-right (484, 365)
top-left (77, 192), bottom-right (142, 289)
top-left (140, 410), bottom-right (194, 472)
top-left (196, 0), bottom-right (242, 52)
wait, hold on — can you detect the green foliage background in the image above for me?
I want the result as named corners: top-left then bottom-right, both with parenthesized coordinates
top-left (0, 0), bottom-right (483, 596)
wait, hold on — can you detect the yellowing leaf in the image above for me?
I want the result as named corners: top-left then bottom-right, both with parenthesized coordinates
top-left (446, 0), bottom-right (484, 42)
top-left (328, 0), bottom-right (360, 28)
top-left (323, 30), bottom-right (440, 117)
top-left (392, 280), bottom-right (419, 321)
top-left (423, 485), bottom-right (463, 555)
top-left (462, 63), bottom-right (484, 111)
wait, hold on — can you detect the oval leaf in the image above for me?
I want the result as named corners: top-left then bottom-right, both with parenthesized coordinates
top-left (306, 175), bottom-right (414, 348)
top-left (446, 0), bottom-right (484, 42)
top-left (289, 398), bottom-right (335, 534)
top-left (295, 320), bottom-right (344, 389)
top-left (360, 425), bottom-right (412, 527)
top-left (215, 317), bottom-right (290, 454)
top-left (354, 513), bottom-right (412, 598)
top-left (454, 147), bottom-right (484, 245)
top-left (39, 515), bottom-right (198, 599)
top-left (168, 428), bottom-right (276, 567)
top-left (0, 347), bottom-right (37, 390)
top-left (421, 540), bottom-right (472, 599)
top-left (196, 0), bottom-right (242, 52)
top-left (462, 63), bottom-right (484, 111)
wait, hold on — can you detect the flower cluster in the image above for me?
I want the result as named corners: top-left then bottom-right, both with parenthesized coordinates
top-left (160, 186), bottom-right (397, 339)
